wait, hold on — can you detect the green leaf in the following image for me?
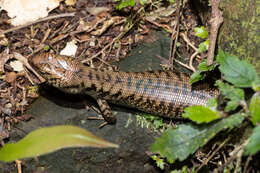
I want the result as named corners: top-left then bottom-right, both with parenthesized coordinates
top-left (206, 98), bottom-right (218, 110)
top-left (189, 59), bottom-right (216, 84)
top-left (139, 0), bottom-right (147, 5)
top-left (215, 80), bottom-right (245, 112)
top-left (150, 113), bottom-right (244, 162)
top-left (0, 125), bottom-right (118, 162)
top-left (198, 39), bottom-right (209, 53)
top-left (245, 125), bottom-right (260, 155)
top-left (198, 59), bottom-right (216, 71)
top-left (216, 50), bottom-right (260, 88)
top-left (194, 26), bottom-right (208, 39)
top-left (182, 105), bottom-right (221, 124)
top-left (116, 0), bottom-right (135, 10)
top-left (190, 70), bottom-right (203, 84)
top-left (152, 155), bottom-right (165, 170)
top-left (168, 0), bottom-right (175, 4)
top-left (249, 93), bottom-right (260, 126)
top-left (44, 45), bottom-right (50, 51)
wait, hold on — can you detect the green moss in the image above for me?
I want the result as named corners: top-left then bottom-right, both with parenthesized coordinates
top-left (218, 0), bottom-right (260, 75)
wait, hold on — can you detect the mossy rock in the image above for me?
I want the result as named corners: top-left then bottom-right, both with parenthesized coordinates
top-left (191, 0), bottom-right (260, 75)
top-left (218, 0), bottom-right (260, 76)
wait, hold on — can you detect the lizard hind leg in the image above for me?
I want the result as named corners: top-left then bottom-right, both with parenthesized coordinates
top-left (96, 98), bottom-right (117, 124)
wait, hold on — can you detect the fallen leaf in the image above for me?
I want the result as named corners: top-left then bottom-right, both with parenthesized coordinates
top-left (65, 0), bottom-right (77, 6)
top-left (91, 16), bottom-right (121, 36)
top-left (5, 72), bottom-right (17, 83)
top-left (87, 7), bottom-right (109, 16)
top-left (0, 0), bottom-right (61, 26)
top-left (0, 34), bottom-right (8, 46)
top-left (0, 49), bottom-right (10, 72)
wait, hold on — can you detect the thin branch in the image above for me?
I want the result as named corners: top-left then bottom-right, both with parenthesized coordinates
top-left (196, 137), bottom-right (230, 172)
top-left (169, 0), bottom-right (182, 69)
top-left (207, 0), bottom-right (223, 66)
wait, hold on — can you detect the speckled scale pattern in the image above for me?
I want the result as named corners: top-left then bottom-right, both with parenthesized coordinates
top-left (31, 53), bottom-right (219, 121)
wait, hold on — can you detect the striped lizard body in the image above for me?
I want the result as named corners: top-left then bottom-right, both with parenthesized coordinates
top-left (30, 53), bottom-right (219, 124)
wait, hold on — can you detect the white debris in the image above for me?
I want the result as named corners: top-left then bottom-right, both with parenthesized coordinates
top-left (10, 60), bottom-right (24, 72)
top-left (60, 40), bottom-right (78, 56)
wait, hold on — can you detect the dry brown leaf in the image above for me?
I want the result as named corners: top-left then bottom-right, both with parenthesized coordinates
top-left (5, 71), bottom-right (17, 83)
top-left (87, 7), bottom-right (109, 16)
top-left (65, 0), bottom-right (77, 6)
top-left (0, 34), bottom-right (8, 46)
top-left (0, 0), bottom-right (61, 26)
top-left (91, 16), bottom-right (121, 36)
top-left (0, 49), bottom-right (10, 72)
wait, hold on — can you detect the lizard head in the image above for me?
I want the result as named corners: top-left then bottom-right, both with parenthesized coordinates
top-left (30, 53), bottom-right (84, 88)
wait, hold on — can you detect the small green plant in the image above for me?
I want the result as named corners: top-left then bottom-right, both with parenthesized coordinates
top-left (136, 113), bottom-right (166, 132)
top-left (114, 0), bottom-right (174, 10)
top-left (189, 26), bottom-right (213, 84)
top-left (194, 26), bottom-right (209, 53)
top-left (114, 0), bottom-right (135, 10)
top-left (151, 155), bottom-right (165, 169)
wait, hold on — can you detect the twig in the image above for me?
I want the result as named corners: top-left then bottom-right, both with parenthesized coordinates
top-left (174, 58), bottom-right (195, 72)
top-left (207, 0), bottom-right (223, 66)
top-left (15, 160), bottom-right (22, 173)
top-left (180, 33), bottom-right (200, 71)
top-left (0, 13), bottom-right (75, 35)
top-left (196, 137), bottom-right (230, 172)
top-left (214, 138), bottom-right (250, 173)
top-left (180, 33), bottom-right (198, 51)
top-left (81, 32), bottom-right (124, 63)
top-left (169, 0), bottom-right (182, 69)
top-left (13, 52), bottom-right (45, 83)
top-left (81, 14), bottom-right (138, 64)
top-left (243, 155), bottom-right (252, 173)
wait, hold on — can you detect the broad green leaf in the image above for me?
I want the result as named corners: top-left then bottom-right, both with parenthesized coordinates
top-left (198, 39), bottom-right (209, 53)
top-left (216, 50), bottom-right (260, 88)
top-left (245, 125), bottom-right (260, 155)
top-left (0, 125), bottom-right (118, 162)
top-left (249, 93), bottom-right (260, 126)
top-left (182, 105), bottom-right (221, 124)
top-left (194, 26), bottom-right (208, 39)
top-left (150, 113), bottom-right (244, 162)
top-left (215, 80), bottom-right (245, 112)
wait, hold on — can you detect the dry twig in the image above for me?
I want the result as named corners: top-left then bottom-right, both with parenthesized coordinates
top-left (207, 0), bottom-right (223, 66)
top-left (169, 0), bottom-right (182, 69)
top-left (196, 137), bottom-right (230, 172)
